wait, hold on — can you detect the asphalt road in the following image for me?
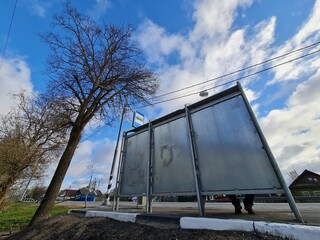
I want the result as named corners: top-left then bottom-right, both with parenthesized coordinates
top-left (61, 201), bottom-right (320, 226)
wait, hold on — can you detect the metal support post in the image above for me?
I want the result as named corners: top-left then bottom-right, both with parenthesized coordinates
top-left (146, 121), bottom-right (153, 213)
top-left (113, 132), bottom-right (127, 211)
top-left (102, 103), bottom-right (126, 206)
top-left (185, 105), bottom-right (205, 216)
top-left (238, 82), bottom-right (304, 223)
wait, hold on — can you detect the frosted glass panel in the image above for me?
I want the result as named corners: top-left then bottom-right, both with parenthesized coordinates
top-left (191, 96), bottom-right (281, 192)
top-left (152, 118), bottom-right (196, 194)
top-left (118, 85), bottom-right (285, 197)
top-left (120, 131), bottom-right (149, 195)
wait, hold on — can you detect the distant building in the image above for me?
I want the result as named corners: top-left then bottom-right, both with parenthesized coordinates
top-left (75, 188), bottom-right (103, 201)
top-left (289, 169), bottom-right (320, 197)
top-left (59, 189), bottom-right (78, 200)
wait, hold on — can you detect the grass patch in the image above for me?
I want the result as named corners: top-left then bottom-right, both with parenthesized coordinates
top-left (0, 202), bottom-right (72, 232)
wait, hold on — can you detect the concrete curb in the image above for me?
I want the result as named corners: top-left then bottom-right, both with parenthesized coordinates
top-left (180, 217), bottom-right (254, 232)
top-left (85, 211), bottom-right (138, 223)
top-left (136, 214), bottom-right (181, 229)
top-left (82, 211), bottom-right (320, 239)
top-left (254, 221), bottom-right (320, 240)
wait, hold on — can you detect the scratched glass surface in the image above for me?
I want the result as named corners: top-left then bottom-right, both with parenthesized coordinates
top-left (120, 131), bottom-right (149, 195)
top-left (191, 96), bottom-right (281, 193)
top-left (152, 117), bottom-right (196, 194)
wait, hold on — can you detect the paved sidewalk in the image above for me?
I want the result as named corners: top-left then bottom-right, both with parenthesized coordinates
top-left (67, 202), bottom-right (320, 240)
top-left (65, 201), bottom-right (320, 226)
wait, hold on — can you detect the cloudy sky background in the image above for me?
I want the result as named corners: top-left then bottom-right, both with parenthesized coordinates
top-left (0, 0), bottom-right (319, 191)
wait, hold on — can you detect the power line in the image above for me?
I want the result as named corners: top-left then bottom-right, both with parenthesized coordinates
top-left (153, 41), bottom-right (320, 100)
top-left (138, 48), bottom-right (320, 107)
top-left (82, 41), bottom-right (320, 138)
top-left (0, 0), bottom-right (18, 71)
top-left (80, 120), bottom-right (112, 142)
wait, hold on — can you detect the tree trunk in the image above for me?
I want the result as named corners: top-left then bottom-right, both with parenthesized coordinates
top-left (0, 178), bottom-right (14, 210)
top-left (28, 126), bottom-right (83, 226)
top-left (0, 186), bottom-right (9, 209)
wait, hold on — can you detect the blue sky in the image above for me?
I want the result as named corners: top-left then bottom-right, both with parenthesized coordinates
top-left (1, 0), bottom-right (320, 191)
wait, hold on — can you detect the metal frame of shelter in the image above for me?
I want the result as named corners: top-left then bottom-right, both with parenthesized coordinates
top-left (113, 82), bottom-right (303, 222)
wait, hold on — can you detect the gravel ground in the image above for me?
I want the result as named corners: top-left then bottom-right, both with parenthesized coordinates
top-left (3, 214), bottom-right (286, 240)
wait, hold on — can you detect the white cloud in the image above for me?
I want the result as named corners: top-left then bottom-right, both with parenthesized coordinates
top-left (136, 0), bottom-right (320, 183)
top-left (260, 71), bottom-right (320, 177)
top-left (47, 0), bottom-right (320, 191)
top-left (243, 87), bottom-right (260, 102)
top-left (66, 140), bottom-right (95, 178)
top-left (23, 0), bottom-right (52, 18)
top-left (0, 57), bottom-right (33, 115)
top-left (137, 20), bottom-right (192, 66)
top-left (63, 138), bottom-right (116, 191)
top-left (88, 0), bottom-right (111, 20)
top-left (269, 0), bottom-right (320, 84)
top-left (137, 0), bottom-right (274, 116)
top-left (247, 17), bottom-right (276, 66)
top-left (293, 0), bottom-right (320, 45)
top-left (190, 0), bottom-right (252, 42)
top-left (69, 178), bottom-right (89, 189)
top-left (255, 0), bottom-right (320, 179)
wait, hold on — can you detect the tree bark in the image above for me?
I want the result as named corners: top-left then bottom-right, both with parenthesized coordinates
top-left (0, 185), bottom-right (9, 209)
top-left (0, 177), bottom-right (15, 210)
top-left (28, 126), bottom-right (83, 226)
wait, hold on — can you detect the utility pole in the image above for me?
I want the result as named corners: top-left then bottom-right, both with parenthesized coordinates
top-left (88, 166), bottom-right (94, 190)
top-left (85, 166), bottom-right (94, 208)
top-left (97, 179), bottom-right (102, 189)
top-left (92, 178), bottom-right (97, 191)
top-left (102, 102), bottom-right (126, 206)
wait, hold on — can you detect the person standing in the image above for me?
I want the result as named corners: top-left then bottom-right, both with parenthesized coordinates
top-left (227, 194), bottom-right (255, 214)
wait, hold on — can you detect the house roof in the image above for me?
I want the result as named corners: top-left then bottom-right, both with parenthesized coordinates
top-left (77, 188), bottom-right (102, 196)
top-left (60, 189), bottom-right (78, 196)
top-left (289, 169), bottom-right (320, 189)
top-left (94, 189), bottom-right (103, 196)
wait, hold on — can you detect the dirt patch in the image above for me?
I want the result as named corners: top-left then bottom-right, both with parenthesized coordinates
top-left (4, 214), bottom-right (285, 240)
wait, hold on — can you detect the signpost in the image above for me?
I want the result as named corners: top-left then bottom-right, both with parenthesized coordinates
top-left (103, 108), bottom-right (145, 206)
top-left (132, 111), bottom-right (144, 128)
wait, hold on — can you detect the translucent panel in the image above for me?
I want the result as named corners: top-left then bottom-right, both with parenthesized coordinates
top-left (120, 131), bottom-right (149, 195)
top-left (191, 96), bottom-right (281, 192)
top-left (153, 118), bottom-right (196, 194)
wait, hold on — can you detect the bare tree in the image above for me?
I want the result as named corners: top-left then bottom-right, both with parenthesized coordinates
top-left (0, 131), bottom-right (29, 207)
top-left (19, 163), bottom-right (46, 201)
top-left (0, 93), bottom-right (66, 209)
top-left (29, 2), bottom-right (158, 225)
top-left (26, 185), bottom-right (47, 202)
top-left (288, 169), bottom-right (299, 183)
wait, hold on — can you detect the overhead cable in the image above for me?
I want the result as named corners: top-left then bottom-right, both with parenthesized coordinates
top-left (0, 0), bottom-right (18, 71)
top-left (153, 41), bottom-right (320, 100)
top-left (82, 42), bottom-right (320, 139)
top-left (140, 48), bottom-right (320, 107)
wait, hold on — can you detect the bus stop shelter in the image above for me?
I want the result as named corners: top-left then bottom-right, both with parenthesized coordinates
top-left (113, 83), bottom-right (303, 222)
